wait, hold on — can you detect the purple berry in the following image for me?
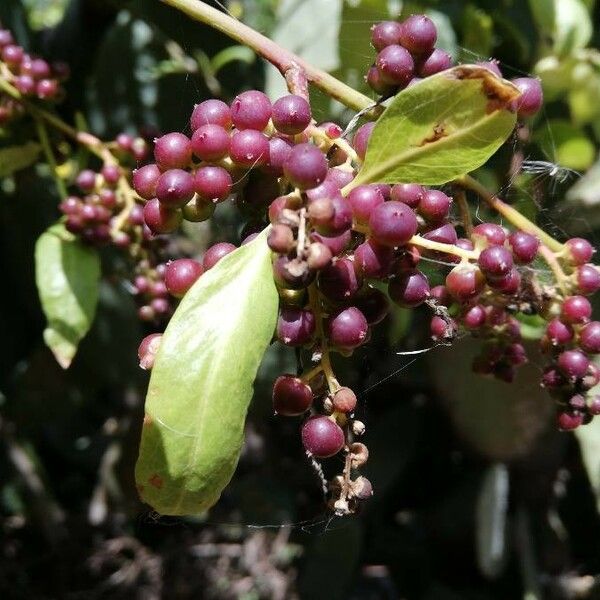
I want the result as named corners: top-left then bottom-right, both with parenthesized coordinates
top-left (283, 143), bottom-right (328, 189)
top-left (354, 239), bottom-right (395, 279)
top-left (328, 307), bottom-right (369, 349)
top-left (273, 375), bottom-right (313, 416)
top-left (265, 137), bottom-right (293, 175)
top-left (388, 268), bottom-right (430, 307)
top-left (230, 90), bottom-right (272, 131)
top-left (354, 287), bottom-right (390, 325)
top-left (301, 416), bottom-right (344, 457)
top-left (76, 169), bottom-right (96, 192)
top-left (310, 230), bottom-right (352, 256)
top-left (418, 49), bottom-right (452, 77)
top-left (271, 94), bottom-right (311, 135)
top-left (557, 411), bottom-right (583, 431)
top-left (203, 242), bottom-right (236, 270)
top-left (133, 163), bottom-right (161, 200)
top-left (565, 238), bottom-right (594, 265)
top-left (156, 169), bottom-right (195, 207)
top-left (164, 258), bottom-right (203, 298)
top-left (545, 319), bottom-right (574, 346)
top-left (347, 185), bottom-right (385, 225)
top-left (229, 129), bottom-right (269, 167)
top-left (371, 21), bottom-right (403, 51)
top-left (422, 223), bottom-right (458, 246)
top-left (353, 122), bottom-right (375, 160)
top-left (478, 245), bottom-right (514, 280)
top-left (512, 77), bottom-right (543, 118)
top-left (390, 183), bottom-right (424, 208)
top-left (399, 15), bottom-right (437, 54)
top-left (579, 321), bottom-right (600, 354)
top-left (577, 264), bottom-right (600, 295)
top-left (561, 295), bottom-right (592, 324)
top-left (276, 308), bottom-right (316, 346)
top-left (463, 304), bottom-right (486, 329)
top-left (472, 222), bottom-right (507, 246)
top-left (366, 65), bottom-right (396, 96)
top-left (138, 333), bottom-right (162, 370)
top-left (369, 201), bottom-right (418, 247)
top-left (154, 132), bottom-right (192, 170)
top-left (419, 189), bottom-right (452, 222)
top-left (190, 99), bottom-right (232, 130)
top-left (446, 265), bottom-right (485, 302)
top-left (191, 124), bottom-right (230, 161)
top-left (509, 231), bottom-right (539, 264)
top-left (376, 44), bottom-right (414, 86)
top-left (557, 350), bottom-right (590, 380)
top-left (194, 166), bottom-right (232, 203)
top-left (319, 258), bottom-right (362, 301)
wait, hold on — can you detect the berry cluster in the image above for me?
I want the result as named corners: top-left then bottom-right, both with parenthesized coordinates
top-left (0, 23), bottom-right (67, 124)
top-left (366, 15), bottom-right (544, 119)
top-left (133, 15), bottom-right (598, 512)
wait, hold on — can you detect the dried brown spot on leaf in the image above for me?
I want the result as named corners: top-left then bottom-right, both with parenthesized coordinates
top-left (419, 122), bottom-right (448, 146)
top-left (451, 65), bottom-right (521, 114)
top-left (148, 474), bottom-right (163, 489)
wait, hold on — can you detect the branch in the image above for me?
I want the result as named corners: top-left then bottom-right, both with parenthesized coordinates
top-left (159, 0), bottom-right (376, 113)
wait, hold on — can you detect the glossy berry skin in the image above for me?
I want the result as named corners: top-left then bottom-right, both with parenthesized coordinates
top-left (265, 137), bottom-right (293, 174)
top-left (399, 15), bottom-right (437, 54)
top-left (273, 375), bottom-right (313, 416)
top-left (347, 185), bottom-right (384, 225)
top-left (472, 222), bottom-right (506, 246)
top-left (302, 416), bottom-right (345, 457)
top-left (577, 265), bottom-right (600, 295)
top-left (390, 183), bottom-right (424, 208)
top-left (579, 321), bottom-right (600, 354)
top-left (194, 166), bottom-right (232, 203)
top-left (143, 198), bottom-right (182, 234)
top-left (310, 230), bottom-right (351, 256)
top-left (376, 45), bottom-right (414, 86)
top-left (422, 223), bottom-right (458, 246)
top-left (164, 258), bottom-right (203, 298)
top-left (489, 268), bottom-right (521, 295)
top-left (230, 90), bottom-right (272, 131)
top-left (561, 296), bottom-right (592, 324)
top-left (156, 169), bottom-right (195, 207)
top-left (446, 265), bottom-right (485, 302)
top-left (354, 239), bottom-right (394, 279)
top-left (369, 201), bottom-right (418, 247)
top-left (388, 269), bottom-right (430, 308)
top-left (133, 163), bottom-right (161, 200)
top-left (478, 245), bottom-right (513, 280)
top-left (229, 130), bottom-right (269, 167)
top-left (512, 77), bottom-right (543, 117)
top-left (283, 143), bottom-right (328, 189)
top-left (319, 258), bottom-right (362, 301)
top-left (509, 231), bottom-right (539, 264)
top-left (565, 238), bottom-right (594, 265)
top-left (418, 48), bottom-right (452, 77)
top-left (76, 169), bottom-right (96, 192)
top-left (190, 99), bottom-right (232, 130)
top-left (418, 189), bottom-right (451, 222)
top-left (138, 333), bottom-right (162, 370)
top-left (154, 132), bottom-right (192, 170)
top-left (557, 350), bottom-right (590, 380)
top-left (271, 95), bottom-right (311, 134)
top-left (191, 124), bottom-right (230, 161)
top-left (332, 387), bottom-right (357, 413)
top-left (545, 319), bottom-right (574, 346)
top-left (371, 21), bottom-right (403, 51)
top-left (353, 122), bottom-right (375, 160)
top-left (328, 307), bottom-right (369, 349)
top-left (202, 242), bottom-right (236, 270)
top-left (277, 308), bottom-right (316, 346)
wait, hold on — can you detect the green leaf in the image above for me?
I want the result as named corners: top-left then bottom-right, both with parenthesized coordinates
top-left (575, 392), bottom-right (600, 514)
top-left (461, 5), bottom-right (493, 58)
top-left (35, 223), bottom-right (101, 369)
top-left (350, 66), bottom-right (519, 188)
top-left (529, 0), bottom-right (592, 56)
top-left (0, 142), bottom-right (41, 177)
top-left (135, 230), bottom-right (278, 515)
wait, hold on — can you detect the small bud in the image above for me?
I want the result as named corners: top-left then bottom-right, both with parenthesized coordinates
top-left (332, 387), bottom-right (357, 413)
top-left (322, 396), bottom-right (334, 414)
top-left (349, 442), bottom-right (369, 468)
top-left (352, 420), bottom-right (366, 436)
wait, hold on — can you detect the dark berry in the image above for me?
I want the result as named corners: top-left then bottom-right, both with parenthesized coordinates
top-left (388, 268), bottom-right (430, 307)
top-left (203, 242), bottom-right (236, 270)
top-left (301, 416), bottom-right (344, 457)
top-left (369, 201), bottom-right (418, 247)
top-left (273, 375), bottom-right (313, 416)
top-left (276, 308), bottom-right (316, 346)
top-left (230, 90), bottom-right (272, 131)
top-left (164, 258), bottom-right (203, 298)
top-left (399, 14), bottom-right (437, 54)
top-left (190, 99), bottom-right (232, 130)
top-left (271, 95), bottom-right (311, 135)
top-left (156, 169), bottom-right (195, 207)
top-left (328, 307), bottom-right (369, 349)
top-left (283, 143), bottom-right (328, 189)
top-left (154, 132), bottom-right (192, 170)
